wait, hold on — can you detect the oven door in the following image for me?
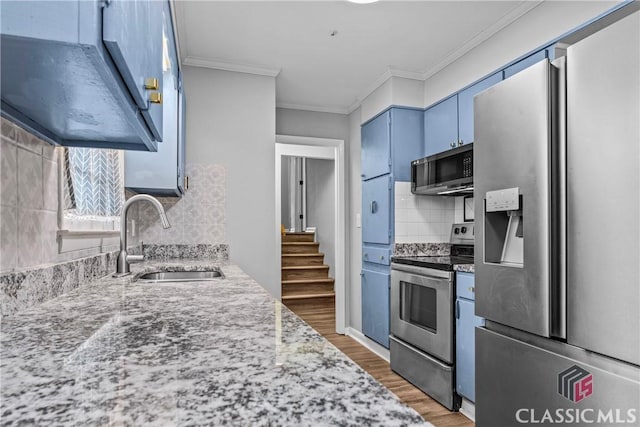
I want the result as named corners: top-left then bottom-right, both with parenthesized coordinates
top-left (391, 263), bottom-right (454, 364)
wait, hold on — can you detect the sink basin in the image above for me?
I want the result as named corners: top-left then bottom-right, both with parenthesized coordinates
top-left (136, 270), bottom-right (223, 283)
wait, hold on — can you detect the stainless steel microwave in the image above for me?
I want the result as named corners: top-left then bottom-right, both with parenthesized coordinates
top-left (411, 144), bottom-right (473, 195)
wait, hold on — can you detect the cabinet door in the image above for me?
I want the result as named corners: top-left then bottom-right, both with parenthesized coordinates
top-left (458, 72), bottom-right (502, 146)
top-left (103, 0), bottom-right (164, 140)
top-left (177, 78), bottom-right (186, 194)
top-left (456, 298), bottom-right (485, 402)
top-left (503, 49), bottom-right (547, 79)
top-left (362, 175), bottom-right (392, 244)
top-left (362, 268), bottom-right (390, 348)
top-left (361, 111), bottom-right (391, 180)
top-left (424, 95), bottom-right (458, 156)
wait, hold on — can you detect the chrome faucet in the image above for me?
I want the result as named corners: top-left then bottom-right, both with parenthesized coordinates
top-left (115, 194), bottom-right (171, 276)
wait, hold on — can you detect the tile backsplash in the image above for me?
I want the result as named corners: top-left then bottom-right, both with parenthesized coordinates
top-left (135, 163), bottom-right (226, 245)
top-left (1, 118), bottom-right (59, 271)
top-left (394, 181), bottom-right (464, 243)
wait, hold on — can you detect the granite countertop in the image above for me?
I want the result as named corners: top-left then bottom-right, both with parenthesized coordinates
top-left (0, 259), bottom-right (429, 426)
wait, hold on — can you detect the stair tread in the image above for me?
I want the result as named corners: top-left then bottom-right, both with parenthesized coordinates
top-left (282, 265), bottom-right (329, 270)
top-left (282, 242), bottom-right (318, 245)
top-left (282, 278), bottom-right (335, 284)
top-left (282, 292), bottom-right (335, 301)
top-left (285, 232), bottom-right (315, 235)
top-left (282, 253), bottom-right (324, 257)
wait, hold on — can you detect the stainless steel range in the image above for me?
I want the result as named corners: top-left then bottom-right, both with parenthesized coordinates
top-left (390, 223), bottom-right (474, 411)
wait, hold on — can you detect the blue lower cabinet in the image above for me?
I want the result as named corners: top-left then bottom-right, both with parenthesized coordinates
top-left (456, 297), bottom-right (485, 402)
top-left (362, 267), bottom-right (390, 348)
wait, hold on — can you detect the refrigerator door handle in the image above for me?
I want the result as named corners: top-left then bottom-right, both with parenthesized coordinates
top-left (550, 56), bottom-right (567, 339)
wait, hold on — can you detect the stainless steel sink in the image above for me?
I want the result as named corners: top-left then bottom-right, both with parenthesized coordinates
top-left (136, 270), bottom-right (223, 283)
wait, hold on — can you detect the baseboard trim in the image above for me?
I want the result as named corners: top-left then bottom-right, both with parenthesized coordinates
top-left (460, 398), bottom-right (476, 422)
top-left (345, 327), bottom-right (390, 363)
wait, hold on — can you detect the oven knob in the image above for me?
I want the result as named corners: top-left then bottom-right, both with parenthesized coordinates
top-left (454, 227), bottom-right (460, 234)
top-left (461, 226), bottom-right (467, 234)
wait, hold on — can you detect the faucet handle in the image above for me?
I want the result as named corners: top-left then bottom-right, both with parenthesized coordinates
top-left (126, 254), bottom-right (144, 264)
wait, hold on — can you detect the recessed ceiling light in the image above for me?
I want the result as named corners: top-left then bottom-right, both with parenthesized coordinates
top-left (347, 0), bottom-right (379, 4)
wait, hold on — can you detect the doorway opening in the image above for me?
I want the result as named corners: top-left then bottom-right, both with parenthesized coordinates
top-left (275, 136), bottom-right (346, 334)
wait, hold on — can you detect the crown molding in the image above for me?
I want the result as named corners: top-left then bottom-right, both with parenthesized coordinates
top-left (276, 103), bottom-right (350, 115)
top-left (420, 0), bottom-right (544, 80)
top-left (182, 56), bottom-right (281, 77)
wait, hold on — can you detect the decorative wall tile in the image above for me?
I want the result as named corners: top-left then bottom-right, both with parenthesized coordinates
top-left (0, 139), bottom-right (17, 207)
top-left (17, 148), bottom-right (43, 210)
top-left (17, 209), bottom-right (43, 268)
top-left (13, 123), bottom-right (43, 155)
top-left (0, 205), bottom-right (17, 272)
top-left (40, 211), bottom-right (59, 265)
top-left (42, 159), bottom-right (58, 211)
top-left (1, 118), bottom-right (16, 141)
top-left (138, 163), bottom-right (226, 246)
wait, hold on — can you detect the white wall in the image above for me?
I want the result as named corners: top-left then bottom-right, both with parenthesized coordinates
top-left (424, 1), bottom-right (618, 106)
top-left (348, 107), bottom-right (362, 331)
top-left (360, 76), bottom-right (423, 124)
top-left (306, 158), bottom-right (335, 277)
top-left (183, 66), bottom-right (278, 297)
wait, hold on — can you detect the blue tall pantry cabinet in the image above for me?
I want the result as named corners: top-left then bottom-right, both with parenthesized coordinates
top-left (361, 107), bottom-right (423, 348)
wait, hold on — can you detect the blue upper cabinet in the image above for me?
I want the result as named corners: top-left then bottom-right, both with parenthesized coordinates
top-left (125, 1), bottom-right (185, 196)
top-left (424, 95), bottom-right (459, 157)
top-left (458, 72), bottom-right (503, 146)
top-left (361, 110), bottom-right (391, 180)
top-left (361, 107), bottom-right (424, 181)
top-left (390, 108), bottom-right (424, 181)
top-left (103, 0), bottom-right (164, 141)
top-left (503, 49), bottom-right (548, 79)
top-left (0, 0), bottom-right (165, 151)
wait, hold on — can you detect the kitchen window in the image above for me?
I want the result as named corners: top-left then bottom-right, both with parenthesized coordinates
top-left (57, 147), bottom-right (124, 253)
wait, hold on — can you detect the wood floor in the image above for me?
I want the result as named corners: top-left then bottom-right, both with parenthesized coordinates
top-left (286, 299), bottom-right (475, 427)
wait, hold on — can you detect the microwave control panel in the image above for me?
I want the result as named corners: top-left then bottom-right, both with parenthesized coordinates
top-left (462, 153), bottom-right (473, 178)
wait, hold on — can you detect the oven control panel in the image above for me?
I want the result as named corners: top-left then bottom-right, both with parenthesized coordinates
top-left (450, 222), bottom-right (474, 244)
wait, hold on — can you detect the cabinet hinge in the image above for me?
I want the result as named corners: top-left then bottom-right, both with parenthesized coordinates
top-left (299, 214), bottom-right (304, 219)
top-left (299, 180), bottom-right (303, 185)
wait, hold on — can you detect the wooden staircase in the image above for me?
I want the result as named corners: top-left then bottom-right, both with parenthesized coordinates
top-left (281, 232), bottom-right (335, 305)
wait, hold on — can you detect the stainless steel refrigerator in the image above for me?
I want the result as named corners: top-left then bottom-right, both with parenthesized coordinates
top-left (474, 10), bottom-right (640, 427)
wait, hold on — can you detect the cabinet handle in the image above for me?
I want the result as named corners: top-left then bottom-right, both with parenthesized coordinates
top-left (361, 174), bottom-right (366, 178)
top-left (455, 300), bottom-right (460, 319)
top-left (145, 77), bottom-right (159, 90)
top-left (469, 286), bottom-right (474, 293)
top-left (149, 92), bottom-right (163, 104)
top-left (450, 141), bottom-right (456, 148)
top-left (364, 253), bottom-right (368, 259)
top-left (380, 255), bottom-right (385, 261)
top-left (185, 176), bottom-right (189, 190)
top-left (458, 139), bottom-right (464, 147)
top-left (370, 201), bottom-right (378, 214)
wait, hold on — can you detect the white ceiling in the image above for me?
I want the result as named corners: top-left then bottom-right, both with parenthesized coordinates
top-left (174, 1), bottom-right (542, 114)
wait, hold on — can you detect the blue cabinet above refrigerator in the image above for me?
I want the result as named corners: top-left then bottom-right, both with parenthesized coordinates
top-left (0, 0), bottom-right (165, 151)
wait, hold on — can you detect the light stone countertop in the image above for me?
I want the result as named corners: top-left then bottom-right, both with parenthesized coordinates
top-left (0, 259), bottom-right (430, 426)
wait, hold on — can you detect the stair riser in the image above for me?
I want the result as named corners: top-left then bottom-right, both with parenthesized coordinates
top-left (281, 244), bottom-right (319, 254)
top-left (283, 295), bottom-right (335, 309)
top-left (281, 256), bottom-right (324, 267)
top-left (282, 268), bottom-right (329, 281)
top-left (283, 234), bottom-right (315, 243)
top-left (282, 283), bottom-right (334, 296)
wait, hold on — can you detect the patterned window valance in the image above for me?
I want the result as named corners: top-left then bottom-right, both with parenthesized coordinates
top-left (63, 147), bottom-right (124, 218)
